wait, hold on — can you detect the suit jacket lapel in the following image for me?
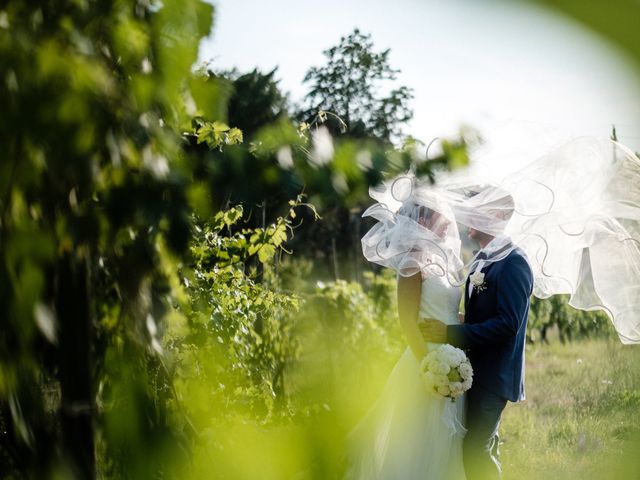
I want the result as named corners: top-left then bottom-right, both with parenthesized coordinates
top-left (465, 242), bottom-right (513, 317)
top-left (464, 275), bottom-right (471, 312)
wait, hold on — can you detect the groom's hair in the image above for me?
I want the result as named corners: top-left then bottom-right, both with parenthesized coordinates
top-left (467, 185), bottom-right (515, 222)
top-left (484, 186), bottom-right (515, 221)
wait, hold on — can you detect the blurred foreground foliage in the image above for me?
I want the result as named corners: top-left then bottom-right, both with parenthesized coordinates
top-left (532, 0), bottom-right (640, 74)
top-left (1, 0), bottom-right (220, 476)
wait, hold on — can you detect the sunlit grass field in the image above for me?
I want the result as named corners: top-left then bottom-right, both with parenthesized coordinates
top-left (501, 338), bottom-right (640, 480)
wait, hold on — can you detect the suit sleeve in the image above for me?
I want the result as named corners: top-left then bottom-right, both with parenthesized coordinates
top-left (447, 255), bottom-right (533, 349)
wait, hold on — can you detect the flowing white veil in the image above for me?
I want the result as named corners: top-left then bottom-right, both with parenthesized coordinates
top-left (362, 137), bottom-right (640, 344)
top-left (361, 173), bottom-right (464, 283)
top-left (502, 137), bottom-right (640, 344)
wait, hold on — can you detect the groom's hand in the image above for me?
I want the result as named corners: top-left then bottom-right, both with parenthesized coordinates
top-left (419, 319), bottom-right (447, 343)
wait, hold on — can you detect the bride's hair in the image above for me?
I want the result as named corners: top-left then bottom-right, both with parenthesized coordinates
top-left (397, 201), bottom-right (434, 222)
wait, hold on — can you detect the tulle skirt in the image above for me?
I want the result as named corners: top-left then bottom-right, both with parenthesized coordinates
top-left (344, 348), bottom-right (467, 480)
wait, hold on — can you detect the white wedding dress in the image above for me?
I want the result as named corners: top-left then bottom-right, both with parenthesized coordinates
top-left (345, 274), bottom-right (467, 480)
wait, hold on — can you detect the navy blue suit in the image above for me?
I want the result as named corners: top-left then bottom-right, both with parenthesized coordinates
top-left (447, 247), bottom-right (533, 480)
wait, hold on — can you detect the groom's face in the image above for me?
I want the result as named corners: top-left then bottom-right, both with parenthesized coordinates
top-left (468, 226), bottom-right (495, 248)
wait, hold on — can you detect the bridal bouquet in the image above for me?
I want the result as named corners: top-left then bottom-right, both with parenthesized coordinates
top-left (420, 344), bottom-right (473, 401)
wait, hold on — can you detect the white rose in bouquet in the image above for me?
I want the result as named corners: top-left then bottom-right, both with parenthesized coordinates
top-left (450, 382), bottom-right (465, 397)
top-left (432, 361), bottom-right (450, 376)
top-left (462, 377), bottom-right (473, 391)
top-left (443, 352), bottom-right (458, 367)
top-left (434, 374), bottom-right (449, 388)
top-left (459, 361), bottom-right (473, 381)
top-left (437, 384), bottom-right (451, 397)
top-left (443, 344), bottom-right (467, 366)
top-left (420, 344), bottom-right (473, 401)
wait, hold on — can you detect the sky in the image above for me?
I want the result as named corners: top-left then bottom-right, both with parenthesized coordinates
top-left (199, 0), bottom-right (640, 180)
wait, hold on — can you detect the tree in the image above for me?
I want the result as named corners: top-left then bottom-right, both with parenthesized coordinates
top-left (225, 68), bottom-right (290, 137)
top-left (299, 29), bottom-right (414, 143)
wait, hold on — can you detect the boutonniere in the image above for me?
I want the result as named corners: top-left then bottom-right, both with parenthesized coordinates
top-left (470, 270), bottom-right (487, 293)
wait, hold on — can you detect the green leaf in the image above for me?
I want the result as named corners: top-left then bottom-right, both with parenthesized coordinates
top-left (226, 128), bottom-right (243, 145)
top-left (257, 244), bottom-right (275, 263)
top-left (270, 223), bottom-right (287, 247)
top-left (223, 208), bottom-right (243, 227)
top-left (212, 121), bottom-right (230, 132)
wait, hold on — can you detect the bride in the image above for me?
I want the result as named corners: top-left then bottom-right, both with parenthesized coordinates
top-left (345, 179), bottom-right (468, 480)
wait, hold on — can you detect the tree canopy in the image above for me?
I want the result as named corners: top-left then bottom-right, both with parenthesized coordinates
top-left (299, 29), bottom-right (414, 143)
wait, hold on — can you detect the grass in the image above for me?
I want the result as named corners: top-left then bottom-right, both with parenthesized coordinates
top-left (500, 338), bottom-right (640, 480)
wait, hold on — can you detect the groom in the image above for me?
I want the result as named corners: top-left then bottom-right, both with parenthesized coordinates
top-left (421, 189), bottom-right (533, 480)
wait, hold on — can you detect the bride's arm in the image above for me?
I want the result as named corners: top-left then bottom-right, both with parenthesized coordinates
top-left (397, 273), bottom-right (428, 362)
